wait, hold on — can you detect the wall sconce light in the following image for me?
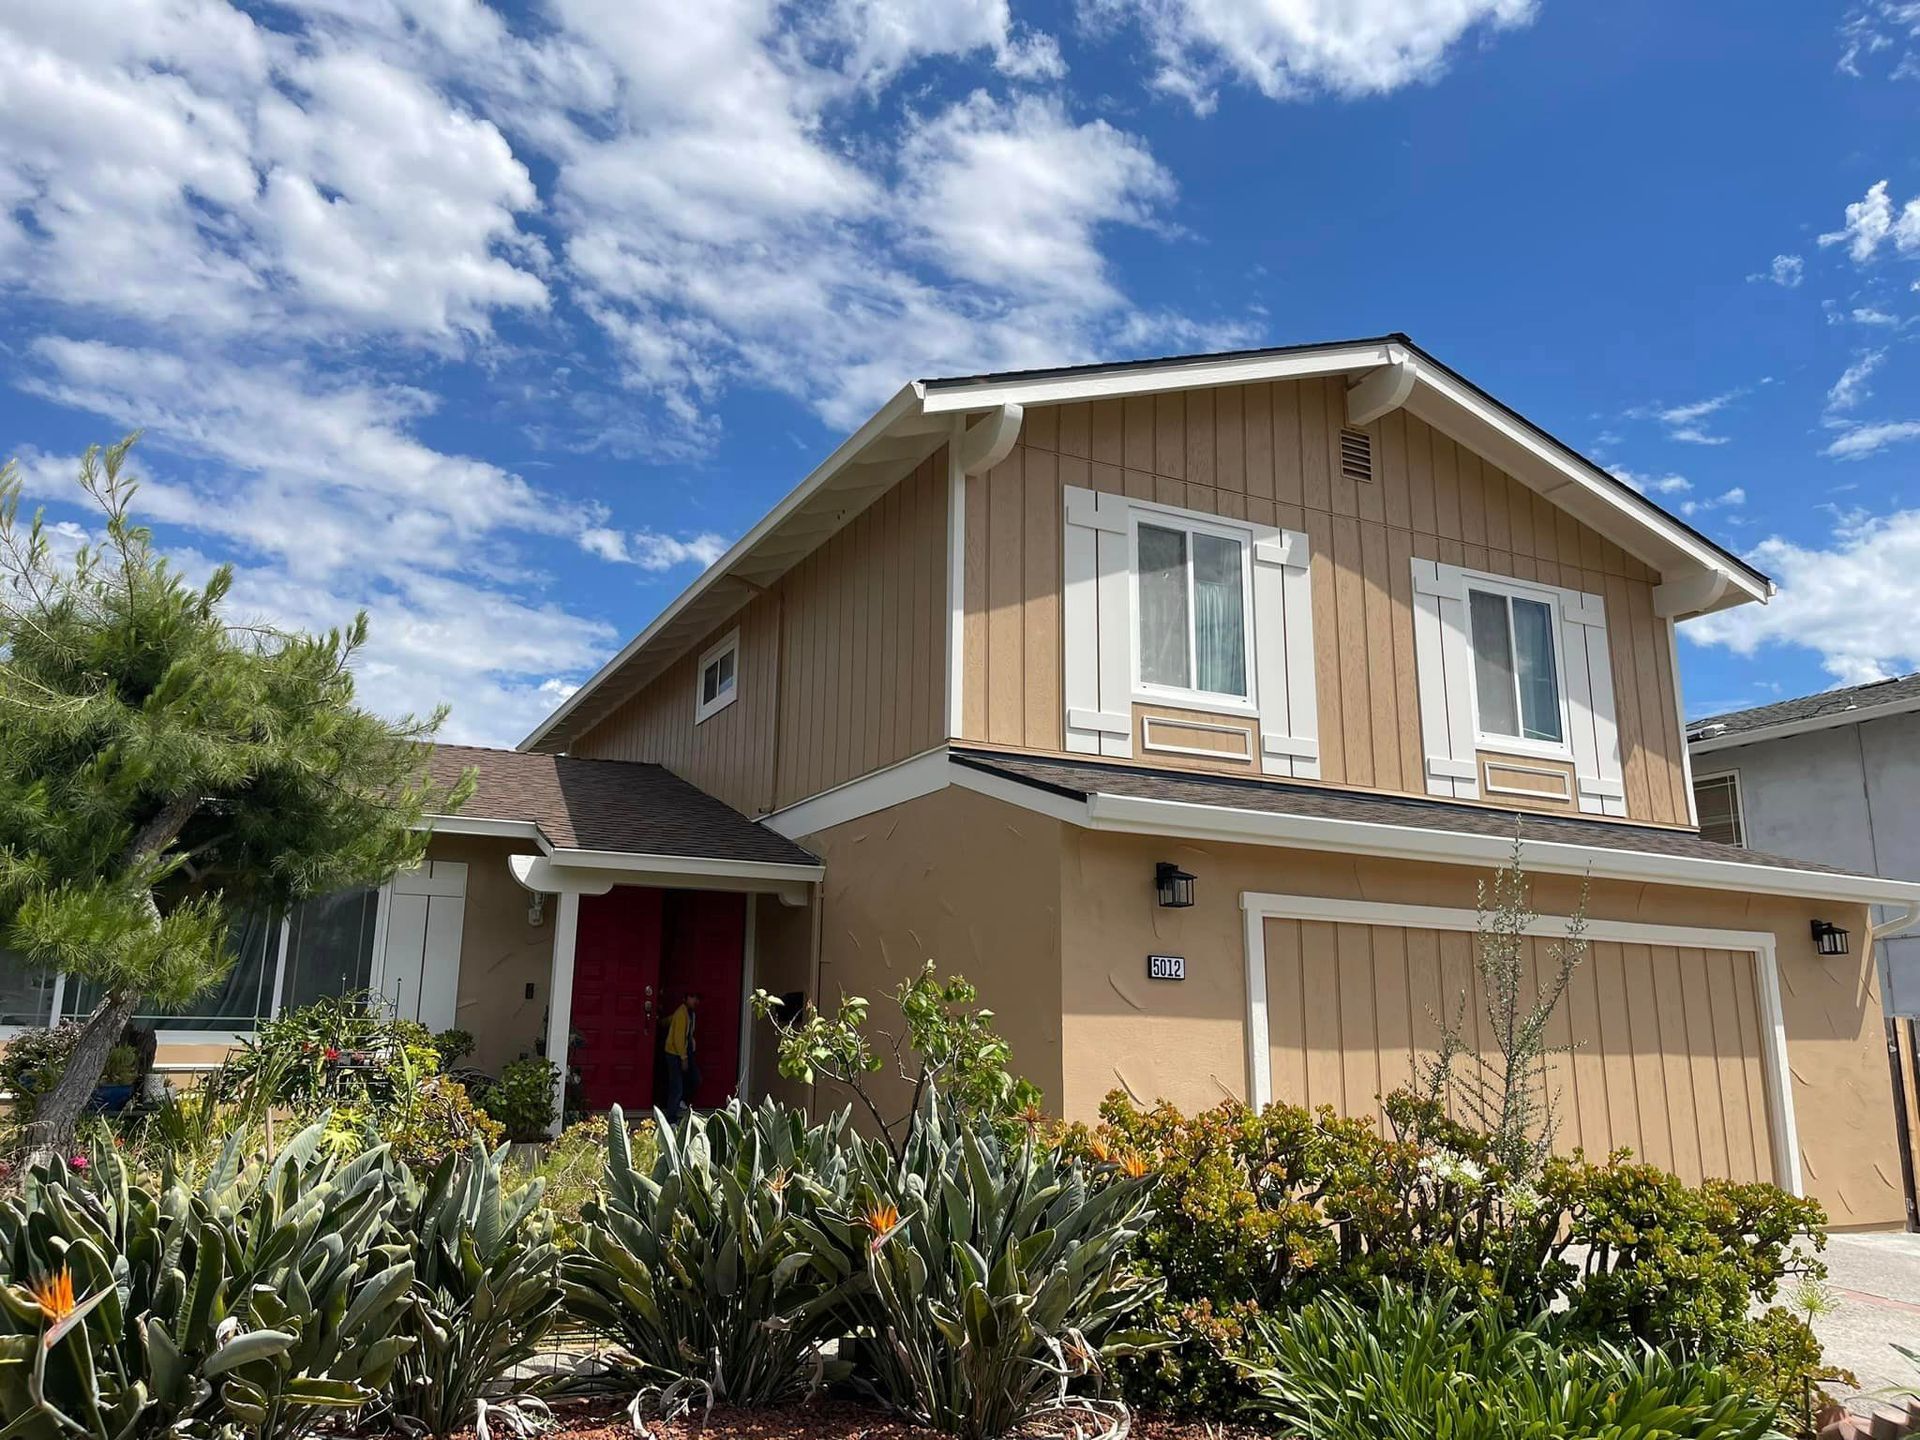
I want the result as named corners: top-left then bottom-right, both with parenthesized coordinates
top-left (1155, 862), bottom-right (1196, 908)
top-left (527, 892), bottom-right (546, 928)
top-left (1811, 920), bottom-right (1849, 956)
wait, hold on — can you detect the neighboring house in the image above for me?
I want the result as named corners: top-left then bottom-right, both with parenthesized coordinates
top-left (4, 335), bottom-right (1915, 1229)
top-left (1689, 673), bottom-right (1920, 1016)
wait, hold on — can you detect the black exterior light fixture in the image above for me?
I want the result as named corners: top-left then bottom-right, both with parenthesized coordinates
top-left (1811, 920), bottom-right (1850, 956)
top-left (1155, 862), bottom-right (1197, 909)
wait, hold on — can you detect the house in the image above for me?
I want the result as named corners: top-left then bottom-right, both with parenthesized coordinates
top-left (1689, 674), bottom-right (1920, 1016)
top-left (5, 335), bottom-right (1915, 1229)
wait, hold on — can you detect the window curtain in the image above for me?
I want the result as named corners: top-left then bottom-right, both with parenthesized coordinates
top-left (1137, 524), bottom-right (1190, 688)
top-left (1510, 597), bottom-right (1562, 742)
top-left (66, 907), bottom-right (279, 1030)
top-left (1192, 533), bottom-right (1246, 696)
top-left (1468, 590), bottom-right (1520, 736)
top-left (0, 950), bottom-right (56, 1028)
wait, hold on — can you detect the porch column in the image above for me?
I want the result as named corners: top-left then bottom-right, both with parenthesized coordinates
top-left (545, 891), bottom-right (580, 1137)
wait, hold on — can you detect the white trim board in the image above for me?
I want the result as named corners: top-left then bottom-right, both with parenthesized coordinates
top-left (1237, 890), bottom-right (1802, 1195)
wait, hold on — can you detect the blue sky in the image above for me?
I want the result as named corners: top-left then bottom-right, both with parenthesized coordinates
top-left (3, 0), bottom-right (1917, 744)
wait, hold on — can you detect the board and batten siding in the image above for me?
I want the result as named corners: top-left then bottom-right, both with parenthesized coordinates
top-left (572, 453), bottom-right (950, 815)
top-left (960, 378), bottom-right (1695, 827)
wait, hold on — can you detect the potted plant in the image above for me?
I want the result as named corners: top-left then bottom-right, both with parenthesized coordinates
top-left (87, 1042), bottom-right (141, 1114)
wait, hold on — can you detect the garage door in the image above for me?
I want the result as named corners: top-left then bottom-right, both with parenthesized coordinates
top-left (1252, 913), bottom-right (1781, 1187)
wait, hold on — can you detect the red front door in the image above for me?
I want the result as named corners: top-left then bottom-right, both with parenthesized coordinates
top-left (658, 891), bottom-right (746, 1110)
top-left (570, 888), bottom-right (663, 1112)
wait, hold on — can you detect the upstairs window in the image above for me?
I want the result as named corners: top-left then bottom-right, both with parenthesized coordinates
top-left (1135, 517), bottom-right (1250, 703)
top-left (1694, 772), bottom-right (1745, 846)
top-left (1466, 583), bottom-right (1565, 749)
top-left (694, 629), bottom-right (739, 724)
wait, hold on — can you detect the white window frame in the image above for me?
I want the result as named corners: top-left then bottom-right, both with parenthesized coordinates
top-left (1693, 770), bottom-right (1746, 847)
top-left (1126, 503), bottom-right (1260, 718)
top-left (1460, 572), bottom-right (1576, 762)
top-left (693, 628), bottom-right (740, 725)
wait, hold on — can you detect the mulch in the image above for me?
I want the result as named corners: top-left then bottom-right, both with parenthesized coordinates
top-left (452, 1397), bottom-right (1264, 1440)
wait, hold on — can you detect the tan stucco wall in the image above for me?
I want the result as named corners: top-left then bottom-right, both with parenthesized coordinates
top-left (799, 784), bottom-right (1067, 1119)
top-left (425, 833), bottom-right (557, 1074)
top-left (1056, 826), bottom-right (1899, 1228)
top-left (748, 890), bottom-right (818, 1111)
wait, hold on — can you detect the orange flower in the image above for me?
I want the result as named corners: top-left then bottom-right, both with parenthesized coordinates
top-left (1087, 1139), bottom-right (1116, 1166)
top-left (29, 1268), bottom-right (75, 1323)
top-left (863, 1202), bottom-right (901, 1251)
top-left (1118, 1151), bottom-right (1150, 1180)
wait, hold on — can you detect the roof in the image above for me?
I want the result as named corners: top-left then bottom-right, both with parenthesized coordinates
top-left (947, 748), bottom-right (1920, 907)
top-left (427, 745), bottom-right (818, 867)
top-left (523, 335), bottom-right (1772, 754)
top-left (1689, 672), bottom-right (1920, 753)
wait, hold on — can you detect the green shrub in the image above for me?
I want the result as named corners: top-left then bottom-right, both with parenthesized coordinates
top-left (1240, 1283), bottom-right (1780, 1440)
top-left (0, 1023), bottom-right (83, 1111)
top-left (819, 1097), bottom-right (1161, 1439)
top-left (475, 1057), bottom-right (560, 1141)
top-left (515, 1114), bottom-right (656, 1234)
top-left (377, 1073), bottom-right (504, 1173)
top-left (563, 1101), bottom-right (858, 1405)
top-left (432, 1028), bottom-right (476, 1070)
top-left (0, 1126), bottom-right (416, 1440)
top-left (391, 1142), bottom-right (565, 1436)
top-left (1063, 1091), bottom-right (1828, 1417)
top-left (216, 992), bottom-right (440, 1113)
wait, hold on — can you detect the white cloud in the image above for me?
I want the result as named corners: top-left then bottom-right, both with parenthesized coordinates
top-left (1828, 349), bottom-right (1885, 411)
top-left (1609, 467), bottom-right (1691, 496)
top-left (1851, 306), bottom-right (1902, 326)
top-left (1820, 179), bottom-right (1920, 264)
top-left (1631, 390), bottom-right (1743, 446)
top-left (582, 526), bottom-right (730, 570)
top-left (1825, 419), bottom-right (1920, 458)
top-left (1087, 0), bottom-right (1537, 112)
top-left (1690, 507), bottom-right (1920, 685)
top-left (814, 0), bottom-right (1064, 87)
top-left (1750, 254), bottom-right (1804, 287)
top-left (1679, 486), bottom-right (1745, 517)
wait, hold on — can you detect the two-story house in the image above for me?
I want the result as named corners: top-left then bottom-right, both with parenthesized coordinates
top-left (9, 337), bottom-right (1914, 1227)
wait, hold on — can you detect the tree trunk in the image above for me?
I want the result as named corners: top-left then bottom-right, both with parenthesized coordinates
top-left (22, 985), bottom-right (142, 1159)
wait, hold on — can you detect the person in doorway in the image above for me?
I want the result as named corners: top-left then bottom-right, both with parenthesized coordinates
top-left (662, 990), bottom-right (701, 1122)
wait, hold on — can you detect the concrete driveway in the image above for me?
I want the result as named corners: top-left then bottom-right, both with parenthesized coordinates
top-left (1811, 1232), bottom-right (1920, 1420)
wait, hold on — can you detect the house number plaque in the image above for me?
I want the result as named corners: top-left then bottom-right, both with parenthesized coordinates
top-left (1146, 954), bottom-right (1186, 981)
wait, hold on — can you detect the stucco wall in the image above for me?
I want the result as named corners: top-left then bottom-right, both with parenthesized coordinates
top-left (1056, 825), bottom-right (1899, 1228)
top-left (799, 784), bottom-right (1066, 1121)
top-left (425, 834), bottom-right (555, 1075)
top-left (1704, 711), bottom-right (1920, 1015)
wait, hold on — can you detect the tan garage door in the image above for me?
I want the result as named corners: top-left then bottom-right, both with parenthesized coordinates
top-left (1259, 917), bottom-right (1778, 1186)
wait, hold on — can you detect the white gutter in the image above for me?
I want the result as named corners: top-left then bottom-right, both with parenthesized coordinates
top-left (1872, 899), bottom-right (1920, 942)
top-left (422, 814), bottom-right (551, 849)
top-left (1073, 790), bottom-right (1920, 908)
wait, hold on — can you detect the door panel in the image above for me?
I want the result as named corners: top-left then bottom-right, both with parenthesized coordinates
top-left (572, 888), bottom-right (663, 1113)
top-left (1258, 918), bottom-right (1775, 1185)
top-left (658, 892), bottom-right (747, 1109)
top-left (381, 862), bottom-right (466, 1031)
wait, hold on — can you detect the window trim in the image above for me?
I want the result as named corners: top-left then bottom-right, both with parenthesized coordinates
top-left (693, 628), bottom-right (741, 725)
top-left (1125, 502), bottom-right (1259, 717)
top-left (1459, 571), bottom-right (1576, 762)
top-left (1693, 769), bottom-right (1746, 847)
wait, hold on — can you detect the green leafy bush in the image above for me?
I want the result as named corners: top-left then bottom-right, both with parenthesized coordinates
top-left (513, 1113), bottom-right (656, 1233)
top-left (1240, 1283), bottom-right (1780, 1440)
top-left (0, 1023), bottom-right (84, 1106)
top-left (216, 991), bottom-right (440, 1113)
top-left (391, 1142), bottom-right (565, 1436)
top-left (818, 1097), bottom-right (1160, 1440)
top-left (563, 1100), bottom-right (858, 1405)
top-left (432, 1028), bottom-right (476, 1069)
top-left (0, 1126), bottom-right (416, 1440)
top-left (1062, 1091), bottom-right (1828, 1417)
top-left (474, 1057), bottom-right (559, 1141)
top-left (375, 1073), bottom-right (504, 1173)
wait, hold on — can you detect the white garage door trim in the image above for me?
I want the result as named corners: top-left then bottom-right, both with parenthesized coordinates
top-left (1238, 891), bottom-right (1801, 1196)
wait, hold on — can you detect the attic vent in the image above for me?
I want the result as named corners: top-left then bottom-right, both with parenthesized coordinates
top-left (1339, 427), bottom-right (1374, 483)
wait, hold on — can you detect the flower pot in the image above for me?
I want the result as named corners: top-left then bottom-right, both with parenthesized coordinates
top-left (87, 1084), bottom-right (135, 1115)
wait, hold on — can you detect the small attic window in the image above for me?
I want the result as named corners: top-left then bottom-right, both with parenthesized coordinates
top-left (694, 629), bottom-right (739, 724)
top-left (1339, 428), bottom-right (1374, 483)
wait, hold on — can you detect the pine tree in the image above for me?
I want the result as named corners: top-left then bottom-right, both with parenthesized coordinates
top-left (0, 437), bottom-right (472, 1152)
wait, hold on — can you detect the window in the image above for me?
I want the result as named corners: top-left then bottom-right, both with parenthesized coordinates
top-left (0, 952), bottom-right (57, 1029)
top-left (1694, 773), bottom-right (1745, 846)
top-left (1134, 517), bottom-right (1250, 703)
top-left (1466, 584), bottom-right (1565, 749)
top-left (694, 629), bottom-right (739, 724)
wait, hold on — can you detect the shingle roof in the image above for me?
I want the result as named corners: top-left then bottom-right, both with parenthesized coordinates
top-left (1688, 672), bottom-right (1920, 741)
top-left (951, 748), bottom-right (1861, 879)
top-left (426, 745), bottom-right (818, 867)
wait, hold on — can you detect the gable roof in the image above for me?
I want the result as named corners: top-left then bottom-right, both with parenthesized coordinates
top-left (1689, 672), bottom-right (1920, 754)
top-left (523, 335), bottom-right (1772, 753)
top-left (426, 744), bottom-right (819, 868)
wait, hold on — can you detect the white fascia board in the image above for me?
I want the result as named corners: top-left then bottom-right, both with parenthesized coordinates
top-left (519, 383), bottom-right (926, 750)
top-left (1406, 360), bottom-right (1771, 610)
top-left (762, 748), bottom-right (953, 838)
top-left (421, 814), bottom-right (552, 850)
top-left (918, 342), bottom-right (1397, 413)
top-left (1070, 790), bottom-right (1920, 907)
top-left (1689, 695), bottom-right (1920, 755)
top-left (544, 849), bottom-right (825, 884)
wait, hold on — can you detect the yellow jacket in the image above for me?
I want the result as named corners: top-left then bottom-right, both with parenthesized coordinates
top-left (664, 1004), bottom-right (694, 1060)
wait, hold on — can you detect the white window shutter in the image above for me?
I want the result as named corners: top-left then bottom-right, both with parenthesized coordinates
top-left (1062, 486), bottom-right (1131, 757)
top-left (1560, 592), bottom-right (1627, 816)
top-left (1410, 559), bottom-right (1480, 800)
top-left (1251, 527), bottom-right (1319, 778)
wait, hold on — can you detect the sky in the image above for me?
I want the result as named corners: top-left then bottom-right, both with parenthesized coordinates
top-left (2, 0), bottom-right (1917, 745)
